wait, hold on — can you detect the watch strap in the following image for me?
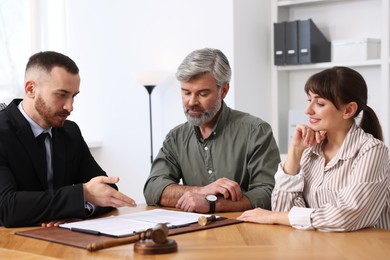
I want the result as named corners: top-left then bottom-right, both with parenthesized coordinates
top-left (209, 200), bottom-right (216, 214)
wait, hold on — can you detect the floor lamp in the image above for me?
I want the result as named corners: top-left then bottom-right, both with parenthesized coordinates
top-left (144, 84), bottom-right (156, 164)
top-left (135, 71), bottom-right (165, 164)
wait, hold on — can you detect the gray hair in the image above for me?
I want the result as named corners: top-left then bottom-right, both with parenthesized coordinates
top-left (175, 48), bottom-right (231, 87)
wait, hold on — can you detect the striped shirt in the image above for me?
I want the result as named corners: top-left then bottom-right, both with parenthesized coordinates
top-left (272, 122), bottom-right (390, 232)
top-left (0, 103), bottom-right (6, 111)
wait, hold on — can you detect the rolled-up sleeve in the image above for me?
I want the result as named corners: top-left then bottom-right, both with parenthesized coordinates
top-left (143, 135), bottom-right (181, 206)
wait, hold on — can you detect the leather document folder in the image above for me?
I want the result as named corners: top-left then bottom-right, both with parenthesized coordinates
top-left (298, 18), bottom-right (331, 64)
top-left (15, 216), bottom-right (241, 250)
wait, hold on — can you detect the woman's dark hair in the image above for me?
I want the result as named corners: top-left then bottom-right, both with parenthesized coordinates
top-left (304, 66), bottom-right (383, 141)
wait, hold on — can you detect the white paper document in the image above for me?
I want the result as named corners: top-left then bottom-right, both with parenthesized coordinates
top-left (60, 209), bottom-right (211, 237)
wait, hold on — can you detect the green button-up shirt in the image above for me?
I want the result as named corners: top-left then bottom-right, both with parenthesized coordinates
top-left (143, 102), bottom-right (280, 209)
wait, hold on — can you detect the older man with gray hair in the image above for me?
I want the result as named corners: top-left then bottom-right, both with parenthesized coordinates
top-left (144, 48), bottom-right (280, 214)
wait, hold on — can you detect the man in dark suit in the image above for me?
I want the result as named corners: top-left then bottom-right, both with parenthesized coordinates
top-left (0, 51), bottom-right (136, 228)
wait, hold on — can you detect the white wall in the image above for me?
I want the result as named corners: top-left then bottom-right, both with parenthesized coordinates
top-left (64, 0), bottom-right (270, 204)
top-left (233, 0), bottom-right (271, 123)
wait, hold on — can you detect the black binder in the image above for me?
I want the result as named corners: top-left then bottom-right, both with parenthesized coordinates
top-left (285, 20), bottom-right (299, 65)
top-left (273, 22), bottom-right (286, 65)
top-left (298, 19), bottom-right (331, 64)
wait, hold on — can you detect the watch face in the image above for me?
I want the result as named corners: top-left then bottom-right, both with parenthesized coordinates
top-left (206, 194), bottom-right (217, 202)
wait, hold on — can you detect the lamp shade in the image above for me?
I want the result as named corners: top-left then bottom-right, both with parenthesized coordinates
top-left (134, 71), bottom-right (166, 86)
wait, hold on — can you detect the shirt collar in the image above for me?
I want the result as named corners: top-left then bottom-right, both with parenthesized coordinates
top-left (193, 101), bottom-right (230, 141)
top-left (335, 122), bottom-right (361, 160)
top-left (308, 122), bottom-right (360, 161)
top-left (17, 101), bottom-right (52, 138)
top-left (213, 101), bottom-right (230, 134)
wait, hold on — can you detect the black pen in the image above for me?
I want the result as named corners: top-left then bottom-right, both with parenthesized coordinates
top-left (71, 227), bottom-right (101, 235)
top-left (168, 223), bottom-right (192, 229)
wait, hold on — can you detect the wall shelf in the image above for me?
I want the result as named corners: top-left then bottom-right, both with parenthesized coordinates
top-left (277, 59), bottom-right (381, 71)
top-left (277, 0), bottom-right (347, 7)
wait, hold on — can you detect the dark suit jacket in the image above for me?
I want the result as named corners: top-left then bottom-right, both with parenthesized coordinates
top-left (0, 99), bottom-right (115, 227)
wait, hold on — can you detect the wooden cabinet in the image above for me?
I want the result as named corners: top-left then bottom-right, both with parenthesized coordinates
top-left (271, 0), bottom-right (389, 153)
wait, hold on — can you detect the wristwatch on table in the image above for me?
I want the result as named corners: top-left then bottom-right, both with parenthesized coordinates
top-left (205, 194), bottom-right (218, 214)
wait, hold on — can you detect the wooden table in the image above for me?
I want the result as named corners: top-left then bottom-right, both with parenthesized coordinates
top-left (1, 205), bottom-right (389, 259)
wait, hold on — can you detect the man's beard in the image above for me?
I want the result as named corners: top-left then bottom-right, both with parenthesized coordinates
top-left (184, 98), bottom-right (222, 126)
top-left (35, 95), bottom-right (69, 128)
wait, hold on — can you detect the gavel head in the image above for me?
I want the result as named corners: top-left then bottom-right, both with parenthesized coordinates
top-left (134, 223), bottom-right (177, 255)
top-left (150, 223), bottom-right (169, 244)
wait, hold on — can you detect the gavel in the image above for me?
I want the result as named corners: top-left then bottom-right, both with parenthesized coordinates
top-left (86, 223), bottom-right (169, 251)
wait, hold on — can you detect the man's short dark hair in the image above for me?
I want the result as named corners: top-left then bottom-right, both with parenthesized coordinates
top-left (26, 51), bottom-right (79, 74)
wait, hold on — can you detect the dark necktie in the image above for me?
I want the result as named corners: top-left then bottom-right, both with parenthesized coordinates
top-left (37, 132), bottom-right (53, 189)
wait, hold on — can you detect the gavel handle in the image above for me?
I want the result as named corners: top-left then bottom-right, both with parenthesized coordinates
top-left (87, 235), bottom-right (140, 251)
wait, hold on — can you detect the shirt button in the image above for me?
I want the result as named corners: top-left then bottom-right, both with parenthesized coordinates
top-left (208, 170), bottom-right (213, 174)
top-left (204, 147), bottom-right (209, 151)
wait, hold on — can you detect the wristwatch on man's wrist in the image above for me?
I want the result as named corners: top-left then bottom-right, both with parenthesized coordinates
top-left (205, 194), bottom-right (218, 213)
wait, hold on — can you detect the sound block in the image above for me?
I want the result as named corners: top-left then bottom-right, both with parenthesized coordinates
top-left (134, 239), bottom-right (178, 254)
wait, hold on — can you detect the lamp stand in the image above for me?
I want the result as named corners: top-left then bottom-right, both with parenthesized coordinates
top-left (144, 85), bottom-right (156, 164)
